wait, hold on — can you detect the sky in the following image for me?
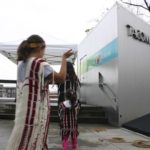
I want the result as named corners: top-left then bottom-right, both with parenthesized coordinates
top-left (0, 0), bottom-right (149, 80)
top-left (0, 0), bottom-right (119, 44)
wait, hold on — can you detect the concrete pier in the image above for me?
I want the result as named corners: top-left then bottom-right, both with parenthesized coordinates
top-left (0, 120), bottom-right (150, 150)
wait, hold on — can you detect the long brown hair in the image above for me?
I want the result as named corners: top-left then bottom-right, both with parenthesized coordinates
top-left (58, 62), bottom-right (80, 104)
top-left (66, 61), bottom-right (78, 89)
top-left (17, 35), bottom-right (45, 61)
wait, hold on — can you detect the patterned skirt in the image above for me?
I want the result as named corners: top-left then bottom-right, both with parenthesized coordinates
top-left (58, 101), bottom-right (80, 140)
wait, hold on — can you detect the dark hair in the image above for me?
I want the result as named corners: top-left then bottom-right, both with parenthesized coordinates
top-left (66, 62), bottom-right (77, 89)
top-left (17, 34), bottom-right (45, 61)
top-left (58, 62), bottom-right (79, 105)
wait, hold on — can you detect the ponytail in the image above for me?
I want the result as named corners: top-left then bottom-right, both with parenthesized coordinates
top-left (17, 40), bottom-right (29, 61)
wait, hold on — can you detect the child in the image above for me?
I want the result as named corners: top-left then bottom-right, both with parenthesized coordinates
top-left (58, 62), bottom-right (80, 150)
top-left (6, 35), bottom-right (73, 150)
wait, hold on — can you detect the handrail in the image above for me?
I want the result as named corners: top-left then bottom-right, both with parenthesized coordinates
top-left (0, 80), bottom-right (16, 84)
top-left (98, 82), bottom-right (118, 111)
top-left (98, 72), bottom-right (118, 110)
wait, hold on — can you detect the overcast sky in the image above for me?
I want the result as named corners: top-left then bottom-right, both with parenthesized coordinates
top-left (0, 0), bottom-right (120, 44)
top-left (0, 0), bottom-right (149, 80)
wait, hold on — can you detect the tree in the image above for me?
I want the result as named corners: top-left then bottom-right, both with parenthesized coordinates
top-left (120, 0), bottom-right (150, 23)
top-left (120, 0), bottom-right (150, 12)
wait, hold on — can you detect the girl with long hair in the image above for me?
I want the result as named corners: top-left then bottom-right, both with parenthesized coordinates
top-left (58, 62), bottom-right (80, 150)
top-left (6, 34), bottom-right (73, 150)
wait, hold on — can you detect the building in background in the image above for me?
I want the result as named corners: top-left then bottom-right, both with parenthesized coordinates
top-left (0, 84), bottom-right (16, 98)
top-left (78, 3), bottom-right (150, 126)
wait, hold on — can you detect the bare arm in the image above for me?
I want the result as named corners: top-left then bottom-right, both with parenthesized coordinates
top-left (46, 50), bottom-right (73, 83)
